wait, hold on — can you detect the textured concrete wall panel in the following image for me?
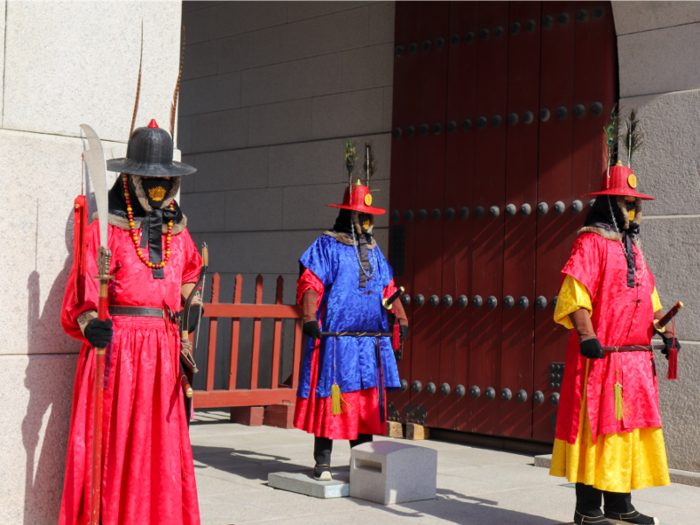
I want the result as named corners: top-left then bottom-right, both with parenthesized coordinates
top-left (312, 88), bottom-right (386, 138)
top-left (182, 40), bottom-right (218, 81)
top-left (182, 191), bottom-right (226, 233)
top-left (184, 1), bottom-right (286, 44)
top-left (0, 354), bottom-right (77, 525)
top-left (0, 0), bottom-right (6, 121)
top-left (286, 1), bottom-right (370, 23)
top-left (224, 188), bottom-right (285, 232)
top-left (191, 107), bottom-right (249, 152)
top-left (341, 43), bottom-right (394, 92)
top-left (3, 1), bottom-right (183, 142)
top-left (188, 146), bottom-right (269, 192)
top-left (383, 86), bottom-right (393, 130)
top-left (240, 54), bottom-right (343, 107)
top-left (643, 217), bottom-right (700, 470)
top-left (267, 133), bottom-right (391, 188)
top-left (618, 22), bottom-right (700, 97)
top-left (619, 91), bottom-right (700, 217)
top-left (1, 130), bottom-right (126, 357)
top-left (179, 72), bottom-right (241, 117)
top-left (369, 1), bottom-right (396, 45)
top-left (248, 99), bottom-right (313, 147)
top-left (612, 1), bottom-right (700, 36)
top-left (182, 1), bottom-right (217, 14)
top-left (218, 6), bottom-right (369, 73)
top-left (179, 114), bottom-right (193, 154)
top-left (644, 218), bottom-right (700, 342)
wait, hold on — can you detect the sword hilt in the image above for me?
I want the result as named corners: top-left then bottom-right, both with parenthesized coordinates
top-left (382, 286), bottom-right (405, 310)
top-left (654, 301), bottom-right (684, 333)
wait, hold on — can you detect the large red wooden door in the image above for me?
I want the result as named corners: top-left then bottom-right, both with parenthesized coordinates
top-left (388, 1), bottom-right (617, 442)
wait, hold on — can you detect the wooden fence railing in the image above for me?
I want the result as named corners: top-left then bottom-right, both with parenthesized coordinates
top-left (193, 272), bottom-right (303, 409)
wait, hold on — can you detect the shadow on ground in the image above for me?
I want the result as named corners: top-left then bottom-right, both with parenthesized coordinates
top-left (192, 443), bottom-right (570, 525)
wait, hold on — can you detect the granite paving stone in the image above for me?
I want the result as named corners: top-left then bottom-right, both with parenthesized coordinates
top-left (190, 413), bottom-right (700, 525)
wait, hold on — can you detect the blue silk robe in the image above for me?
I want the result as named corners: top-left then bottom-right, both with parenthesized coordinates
top-left (297, 234), bottom-right (401, 399)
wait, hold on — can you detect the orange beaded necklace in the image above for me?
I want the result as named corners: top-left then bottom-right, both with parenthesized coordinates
top-left (123, 174), bottom-right (173, 269)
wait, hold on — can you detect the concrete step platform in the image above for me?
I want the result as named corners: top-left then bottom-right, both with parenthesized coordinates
top-left (268, 466), bottom-right (350, 499)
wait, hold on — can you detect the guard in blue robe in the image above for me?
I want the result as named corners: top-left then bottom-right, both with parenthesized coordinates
top-left (293, 179), bottom-right (408, 481)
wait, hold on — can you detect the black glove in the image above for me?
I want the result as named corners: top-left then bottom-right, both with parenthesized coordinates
top-left (580, 337), bottom-right (604, 359)
top-left (303, 320), bottom-right (321, 340)
top-left (84, 318), bottom-right (113, 348)
top-left (399, 324), bottom-right (409, 342)
top-left (662, 335), bottom-right (681, 360)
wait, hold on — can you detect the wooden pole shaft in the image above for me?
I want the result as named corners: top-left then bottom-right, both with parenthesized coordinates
top-left (90, 282), bottom-right (109, 525)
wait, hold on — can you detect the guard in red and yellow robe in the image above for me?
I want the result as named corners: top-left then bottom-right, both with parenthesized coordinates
top-left (59, 121), bottom-right (202, 525)
top-left (550, 161), bottom-right (679, 525)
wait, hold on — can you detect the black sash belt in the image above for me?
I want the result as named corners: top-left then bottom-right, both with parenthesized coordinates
top-left (109, 306), bottom-right (177, 323)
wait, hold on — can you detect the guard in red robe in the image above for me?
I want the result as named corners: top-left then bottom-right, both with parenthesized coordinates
top-left (59, 121), bottom-right (202, 525)
top-left (294, 177), bottom-right (408, 481)
top-left (550, 160), bottom-right (679, 525)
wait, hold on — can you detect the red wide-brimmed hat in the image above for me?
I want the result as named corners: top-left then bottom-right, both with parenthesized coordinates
top-left (584, 161), bottom-right (654, 200)
top-left (327, 180), bottom-right (386, 214)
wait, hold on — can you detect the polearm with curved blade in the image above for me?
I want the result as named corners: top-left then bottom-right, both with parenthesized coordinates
top-left (80, 124), bottom-right (111, 525)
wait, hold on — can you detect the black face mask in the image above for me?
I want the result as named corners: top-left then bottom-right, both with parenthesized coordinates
top-left (140, 177), bottom-right (173, 209)
top-left (358, 213), bottom-right (371, 234)
top-left (331, 209), bottom-right (353, 235)
top-left (584, 196), bottom-right (639, 288)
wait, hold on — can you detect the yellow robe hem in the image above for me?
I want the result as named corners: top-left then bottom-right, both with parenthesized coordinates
top-left (549, 363), bottom-right (670, 492)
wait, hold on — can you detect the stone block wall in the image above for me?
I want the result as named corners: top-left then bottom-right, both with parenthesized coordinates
top-left (613, 1), bottom-right (700, 472)
top-left (0, 2), bottom-right (184, 522)
top-left (179, 1), bottom-right (395, 389)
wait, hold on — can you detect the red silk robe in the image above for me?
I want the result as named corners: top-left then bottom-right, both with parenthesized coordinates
top-left (555, 232), bottom-right (662, 444)
top-left (59, 220), bottom-right (201, 525)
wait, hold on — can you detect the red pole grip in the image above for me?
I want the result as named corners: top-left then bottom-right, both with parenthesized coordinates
top-left (90, 287), bottom-right (109, 524)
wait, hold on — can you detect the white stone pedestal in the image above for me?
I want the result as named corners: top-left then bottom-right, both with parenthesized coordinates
top-left (349, 441), bottom-right (437, 505)
top-left (268, 467), bottom-right (350, 499)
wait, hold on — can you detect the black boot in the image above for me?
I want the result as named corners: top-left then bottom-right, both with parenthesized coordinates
top-left (349, 433), bottom-right (373, 448)
top-left (604, 491), bottom-right (659, 525)
top-left (313, 436), bottom-right (333, 481)
top-left (574, 483), bottom-right (616, 525)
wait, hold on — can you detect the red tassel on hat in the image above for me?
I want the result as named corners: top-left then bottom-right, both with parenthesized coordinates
top-left (392, 322), bottom-right (400, 351)
top-left (667, 317), bottom-right (679, 380)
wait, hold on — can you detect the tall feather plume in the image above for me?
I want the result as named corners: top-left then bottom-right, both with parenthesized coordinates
top-left (603, 105), bottom-right (619, 175)
top-left (622, 109), bottom-right (644, 167)
top-left (344, 140), bottom-right (356, 190)
top-left (363, 143), bottom-right (377, 190)
top-left (170, 26), bottom-right (186, 139)
top-left (129, 22), bottom-right (144, 138)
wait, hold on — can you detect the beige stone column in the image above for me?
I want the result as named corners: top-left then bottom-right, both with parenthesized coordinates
top-left (0, 2), bottom-right (184, 522)
top-left (613, 1), bottom-right (700, 473)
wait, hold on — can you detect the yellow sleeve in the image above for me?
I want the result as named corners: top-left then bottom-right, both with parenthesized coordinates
top-left (553, 275), bottom-right (593, 330)
top-left (651, 287), bottom-right (663, 313)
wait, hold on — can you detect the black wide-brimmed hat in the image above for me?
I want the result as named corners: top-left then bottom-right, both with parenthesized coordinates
top-left (106, 119), bottom-right (196, 177)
